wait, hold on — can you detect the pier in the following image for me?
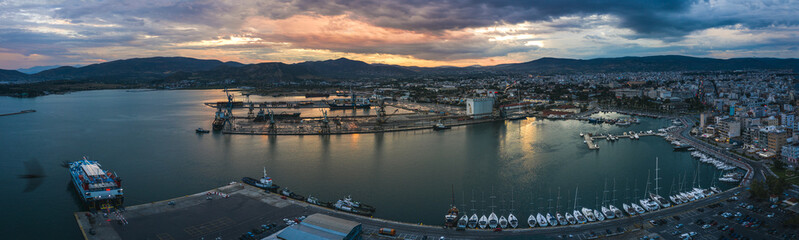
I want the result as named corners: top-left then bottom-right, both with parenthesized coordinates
top-left (584, 134), bottom-right (599, 150)
top-left (73, 183), bottom-right (743, 240)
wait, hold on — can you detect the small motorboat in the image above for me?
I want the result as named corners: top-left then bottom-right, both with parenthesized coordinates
top-left (196, 128), bottom-right (210, 133)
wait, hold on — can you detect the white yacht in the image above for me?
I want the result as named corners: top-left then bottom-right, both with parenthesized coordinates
top-left (573, 210), bottom-right (587, 224)
top-left (468, 214), bottom-right (478, 228)
top-left (536, 213), bottom-right (548, 227)
top-left (546, 213), bottom-right (558, 226)
top-left (601, 206), bottom-right (615, 219)
top-left (557, 212), bottom-right (568, 226)
top-left (508, 213), bottom-right (518, 228)
top-left (631, 203), bottom-right (646, 214)
top-left (488, 212), bottom-right (499, 229)
top-left (479, 215), bottom-right (488, 229)
top-left (457, 215), bottom-right (468, 229)
top-left (565, 212), bottom-right (576, 225)
top-left (499, 215), bottom-right (508, 229)
top-left (594, 209), bottom-right (605, 221)
top-left (609, 205), bottom-right (623, 218)
top-left (650, 193), bottom-right (671, 208)
top-left (582, 208), bottom-right (596, 222)
top-left (527, 214), bottom-right (536, 228)
top-left (622, 203), bottom-right (636, 216)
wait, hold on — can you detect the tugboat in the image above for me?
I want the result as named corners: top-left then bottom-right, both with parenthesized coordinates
top-left (306, 195), bottom-right (331, 208)
top-left (433, 120), bottom-right (451, 131)
top-left (340, 195), bottom-right (376, 212)
top-left (280, 188), bottom-right (305, 201)
top-left (69, 157), bottom-right (124, 211)
top-left (241, 167), bottom-right (281, 192)
top-left (333, 200), bottom-right (373, 216)
top-left (195, 128), bottom-right (210, 133)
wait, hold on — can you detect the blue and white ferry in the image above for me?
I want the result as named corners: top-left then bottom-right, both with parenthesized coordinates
top-left (69, 157), bottom-right (124, 210)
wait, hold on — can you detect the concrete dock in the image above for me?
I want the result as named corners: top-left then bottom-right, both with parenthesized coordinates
top-left (74, 183), bottom-right (741, 240)
top-left (584, 134), bottom-right (599, 150)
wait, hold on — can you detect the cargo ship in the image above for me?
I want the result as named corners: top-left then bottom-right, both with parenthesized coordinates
top-left (212, 109), bottom-right (227, 131)
top-left (328, 98), bottom-right (371, 110)
top-left (305, 93), bottom-right (330, 98)
top-left (69, 157), bottom-right (123, 211)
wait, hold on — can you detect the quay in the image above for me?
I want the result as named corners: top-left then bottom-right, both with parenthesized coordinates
top-left (74, 183), bottom-right (742, 240)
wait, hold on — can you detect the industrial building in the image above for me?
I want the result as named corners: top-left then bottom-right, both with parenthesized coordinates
top-left (277, 214), bottom-right (362, 240)
top-left (466, 97), bottom-right (494, 119)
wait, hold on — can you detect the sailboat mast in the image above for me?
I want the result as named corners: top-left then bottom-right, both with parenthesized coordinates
top-left (573, 185), bottom-right (579, 210)
top-left (655, 157), bottom-right (660, 196)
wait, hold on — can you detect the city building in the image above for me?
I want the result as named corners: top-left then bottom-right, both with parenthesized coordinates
top-left (783, 143), bottom-right (799, 163)
top-left (716, 119), bottom-right (741, 141)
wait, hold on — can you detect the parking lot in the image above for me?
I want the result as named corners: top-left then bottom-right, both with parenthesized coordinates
top-left (647, 191), bottom-right (799, 240)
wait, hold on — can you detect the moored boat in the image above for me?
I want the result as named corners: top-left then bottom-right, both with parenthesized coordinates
top-left (241, 167), bottom-right (280, 192)
top-left (468, 214), bottom-right (478, 229)
top-left (536, 213), bottom-right (547, 227)
top-left (622, 204), bottom-right (636, 216)
top-left (479, 215), bottom-right (488, 229)
top-left (573, 210), bottom-right (587, 224)
top-left (499, 215), bottom-right (508, 229)
top-left (594, 209), bottom-right (605, 221)
top-left (565, 212), bottom-right (576, 225)
top-left (69, 157), bottom-right (124, 210)
top-left (508, 213), bottom-right (518, 228)
top-left (527, 214), bottom-right (536, 227)
top-left (488, 212), bottom-right (499, 229)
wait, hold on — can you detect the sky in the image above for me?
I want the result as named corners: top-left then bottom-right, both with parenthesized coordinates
top-left (0, 0), bottom-right (797, 69)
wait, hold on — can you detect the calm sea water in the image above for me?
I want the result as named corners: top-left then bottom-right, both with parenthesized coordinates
top-left (0, 89), bottom-right (732, 239)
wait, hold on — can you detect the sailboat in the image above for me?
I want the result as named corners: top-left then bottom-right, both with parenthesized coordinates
top-left (609, 178), bottom-right (623, 218)
top-left (536, 213), bottom-right (548, 227)
top-left (556, 188), bottom-right (568, 225)
top-left (499, 215), bottom-right (508, 229)
top-left (508, 189), bottom-right (518, 228)
top-left (594, 192), bottom-right (605, 221)
top-left (622, 203), bottom-right (636, 216)
top-left (631, 203), bottom-right (646, 214)
top-left (457, 215), bottom-right (468, 229)
top-left (468, 191), bottom-right (478, 228)
top-left (527, 192), bottom-right (536, 227)
top-left (488, 187), bottom-right (498, 228)
top-left (582, 207), bottom-right (596, 222)
top-left (546, 189), bottom-right (558, 226)
top-left (601, 179), bottom-right (615, 219)
top-left (649, 157), bottom-right (671, 208)
top-left (565, 189), bottom-right (576, 225)
top-left (444, 185), bottom-right (459, 228)
top-left (479, 192), bottom-right (488, 229)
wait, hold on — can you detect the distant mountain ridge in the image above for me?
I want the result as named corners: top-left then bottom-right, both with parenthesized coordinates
top-left (2, 55), bottom-right (797, 83)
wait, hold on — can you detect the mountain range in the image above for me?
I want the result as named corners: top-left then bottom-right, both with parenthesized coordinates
top-left (2, 55), bottom-right (798, 83)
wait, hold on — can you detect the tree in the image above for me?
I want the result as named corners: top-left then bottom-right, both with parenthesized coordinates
top-left (748, 179), bottom-right (768, 201)
top-left (766, 175), bottom-right (789, 196)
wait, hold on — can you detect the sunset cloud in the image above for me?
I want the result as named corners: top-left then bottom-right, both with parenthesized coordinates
top-left (0, 0), bottom-right (797, 69)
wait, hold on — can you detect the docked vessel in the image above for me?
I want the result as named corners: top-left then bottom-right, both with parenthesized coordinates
top-left (565, 212), bottom-right (576, 225)
top-left (280, 188), bottom-right (305, 201)
top-left (498, 215), bottom-right (508, 228)
top-left (594, 209), bottom-right (605, 221)
top-left (488, 212), bottom-right (499, 228)
top-left (468, 214), bottom-right (478, 229)
top-left (573, 210), bottom-right (587, 224)
top-left (546, 213), bottom-right (558, 226)
top-left (609, 205), bottom-right (623, 218)
top-left (340, 195), bottom-right (376, 212)
top-left (333, 197), bottom-right (374, 216)
top-left (457, 215), bottom-right (468, 229)
top-left (622, 203), bottom-right (636, 216)
top-left (581, 208), bottom-right (596, 222)
top-left (536, 213), bottom-right (547, 227)
top-left (527, 214), bottom-right (536, 227)
top-left (328, 98), bottom-right (371, 110)
top-left (445, 206), bottom-right (459, 228)
top-left (433, 120), bottom-right (451, 131)
top-left (69, 157), bottom-right (123, 210)
top-left (631, 203), bottom-right (646, 214)
top-left (195, 128), bottom-right (210, 133)
top-left (478, 215), bottom-right (488, 229)
top-left (508, 213), bottom-right (518, 228)
top-left (556, 212), bottom-right (568, 226)
top-left (306, 195), bottom-right (331, 208)
top-left (241, 167), bottom-right (281, 192)
top-left (212, 109), bottom-right (227, 131)
top-left (601, 206), bottom-right (614, 219)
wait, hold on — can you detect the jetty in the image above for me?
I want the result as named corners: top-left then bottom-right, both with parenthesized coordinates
top-left (584, 134), bottom-right (599, 150)
top-left (0, 109), bottom-right (35, 117)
